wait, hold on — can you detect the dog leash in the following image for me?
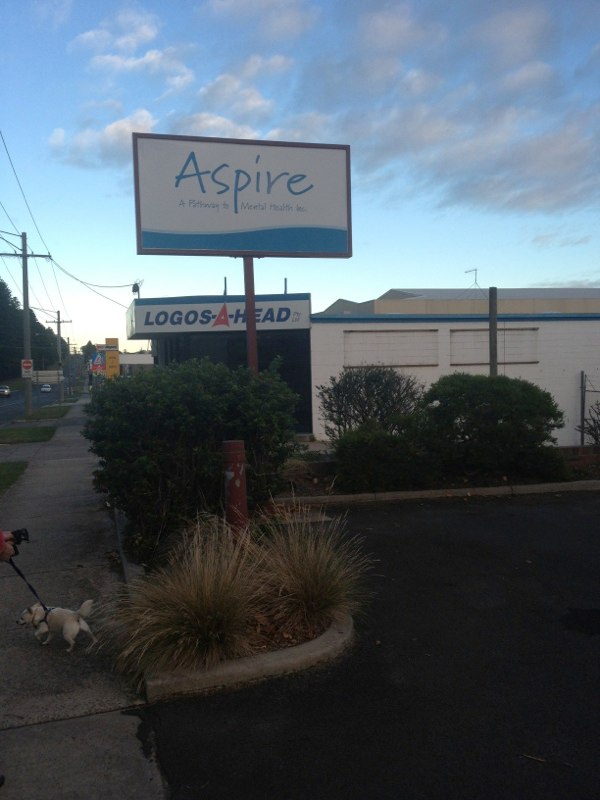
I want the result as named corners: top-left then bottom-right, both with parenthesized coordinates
top-left (8, 558), bottom-right (50, 612)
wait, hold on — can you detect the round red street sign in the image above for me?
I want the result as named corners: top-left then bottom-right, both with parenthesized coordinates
top-left (22, 359), bottom-right (33, 370)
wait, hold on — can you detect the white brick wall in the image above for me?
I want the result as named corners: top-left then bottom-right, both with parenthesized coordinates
top-left (310, 318), bottom-right (600, 446)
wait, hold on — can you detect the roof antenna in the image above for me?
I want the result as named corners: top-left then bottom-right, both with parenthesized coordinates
top-left (465, 269), bottom-right (480, 288)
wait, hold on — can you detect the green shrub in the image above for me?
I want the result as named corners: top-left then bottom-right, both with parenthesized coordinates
top-left (317, 366), bottom-right (424, 441)
top-left (83, 359), bottom-right (299, 563)
top-left (331, 374), bottom-right (569, 492)
top-left (334, 421), bottom-right (432, 493)
top-left (419, 373), bottom-right (566, 482)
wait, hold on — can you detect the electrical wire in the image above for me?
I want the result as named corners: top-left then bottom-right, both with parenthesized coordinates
top-left (0, 130), bottom-right (52, 255)
top-left (50, 258), bottom-right (129, 308)
top-left (0, 205), bottom-right (20, 235)
top-left (1, 131), bottom-right (134, 312)
top-left (0, 255), bottom-right (21, 294)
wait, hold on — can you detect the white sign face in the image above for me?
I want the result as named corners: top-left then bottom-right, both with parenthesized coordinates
top-left (127, 295), bottom-right (311, 339)
top-left (133, 134), bottom-right (351, 258)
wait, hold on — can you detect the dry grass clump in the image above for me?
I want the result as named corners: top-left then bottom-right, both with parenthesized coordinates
top-left (256, 509), bottom-right (373, 641)
top-left (99, 508), bottom-right (372, 687)
top-left (99, 516), bottom-right (262, 688)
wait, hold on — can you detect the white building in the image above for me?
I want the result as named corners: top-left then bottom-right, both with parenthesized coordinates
top-left (311, 288), bottom-right (600, 447)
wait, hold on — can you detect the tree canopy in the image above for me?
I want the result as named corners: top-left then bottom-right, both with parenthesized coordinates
top-left (0, 277), bottom-right (66, 379)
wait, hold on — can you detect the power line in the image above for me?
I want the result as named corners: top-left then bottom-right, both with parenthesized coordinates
top-left (0, 130), bottom-right (51, 254)
top-left (0, 204), bottom-right (20, 235)
top-left (0, 233), bottom-right (20, 253)
top-left (1, 133), bottom-right (134, 312)
top-left (0, 255), bottom-right (21, 294)
top-left (50, 258), bottom-right (129, 308)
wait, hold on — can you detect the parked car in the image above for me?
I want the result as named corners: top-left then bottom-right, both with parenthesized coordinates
top-left (0, 385), bottom-right (11, 397)
top-left (40, 384), bottom-right (52, 393)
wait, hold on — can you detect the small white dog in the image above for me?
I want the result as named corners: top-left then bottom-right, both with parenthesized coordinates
top-left (18, 600), bottom-right (97, 652)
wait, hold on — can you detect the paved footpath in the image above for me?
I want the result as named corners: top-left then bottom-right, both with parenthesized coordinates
top-left (0, 396), bottom-right (165, 800)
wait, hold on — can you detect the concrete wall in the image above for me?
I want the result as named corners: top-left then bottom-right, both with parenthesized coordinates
top-left (310, 317), bottom-right (600, 446)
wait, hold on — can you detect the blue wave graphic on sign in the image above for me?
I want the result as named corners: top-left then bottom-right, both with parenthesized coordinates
top-left (141, 227), bottom-right (349, 254)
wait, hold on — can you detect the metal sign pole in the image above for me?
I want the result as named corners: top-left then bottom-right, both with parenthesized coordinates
top-left (243, 256), bottom-right (259, 373)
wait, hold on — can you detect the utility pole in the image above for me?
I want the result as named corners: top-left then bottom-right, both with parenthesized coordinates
top-left (0, 232), bottom-right (51, 416)
top-left (46, 310), bottom-right (72, 403)
top-left (489, 286), bottom-right (498, 376)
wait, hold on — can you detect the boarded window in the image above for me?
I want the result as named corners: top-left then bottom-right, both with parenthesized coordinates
top-left (450, 327), bottom-right (538, 365)
top-left (343, 329), bottom-right (439, 367)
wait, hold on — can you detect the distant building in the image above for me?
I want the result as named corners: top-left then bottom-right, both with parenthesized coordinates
top-left (119, 352), bottom-right (154, 376)
top-left (311, 288), bottom-right (600, 446)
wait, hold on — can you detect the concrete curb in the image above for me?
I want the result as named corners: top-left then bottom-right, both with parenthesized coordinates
top-left (144, 613), bottom-right (354, 703)
top-left (274, 478), bottom-right (600, 507)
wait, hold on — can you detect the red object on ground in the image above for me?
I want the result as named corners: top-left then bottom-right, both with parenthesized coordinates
top-left (222, 440), bottom-right (248, 529)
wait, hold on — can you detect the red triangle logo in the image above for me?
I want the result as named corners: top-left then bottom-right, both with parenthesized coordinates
top-left (213, 303), bottom-right (230, 327)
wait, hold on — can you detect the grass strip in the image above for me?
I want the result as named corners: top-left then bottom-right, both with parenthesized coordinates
top-left (0, 461), bottom-right (27, 495)
top-left (27, 405), bottom-right (71, 420)
top-left (0, 427), bottom-right (56, 444)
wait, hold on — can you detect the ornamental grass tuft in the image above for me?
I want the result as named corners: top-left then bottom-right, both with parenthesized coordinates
top-left (99, 516), bottom-right (263, 688)
top-left (256, 507), bottom-right (373, 640)
top-left (99, 508), bottom-right (372, 687)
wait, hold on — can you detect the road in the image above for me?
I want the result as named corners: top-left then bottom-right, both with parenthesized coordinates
top-left (0, 386), bottom-right (61, 424)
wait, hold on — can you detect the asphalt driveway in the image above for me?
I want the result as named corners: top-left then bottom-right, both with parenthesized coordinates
top-left (139, 492), bottom-right (600, 800)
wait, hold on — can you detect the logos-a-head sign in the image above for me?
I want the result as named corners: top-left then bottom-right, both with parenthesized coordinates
top-left (127, 294), bottom-right (311, 338)
top-left (133, 134), bottom-right (351, 258)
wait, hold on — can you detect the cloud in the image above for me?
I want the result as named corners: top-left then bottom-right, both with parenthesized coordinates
top-left (239, 54), bottom-right (293, 80)
top-left (49, 109), bottom-right (157, 167)
top-left (111, 8), bottom-right (160, 53)
top-left (70, 10), bottom-right (193, 96)
top-left (499, 61), bottom-right (557, 95)
top-left (54, 0), bottom-right (600, 216)
top-left (198, 74), bottom-right (273, 120)
top-left (361, 4), bottom-right (445, 54)
top-left (207, 0), bottom-right (319, 39)
top-left (70, 9), bottom-right (159, 53)
top-left (266, 111), bottom-right (336, 143)
top-left (537, 277), bottom-right (600, 288)
top-left (33, 0), bottom-right (73, 28)
top-left (470, 7), bottom-right (555, 68)
top-left (532, 232), bottom-right (592, 248)
top-left (191, 54), bottom-right (292, 126)
top-left (91, 48), bottom-right (195, 93)
top-left (169, 113), bottom-right (257, 140)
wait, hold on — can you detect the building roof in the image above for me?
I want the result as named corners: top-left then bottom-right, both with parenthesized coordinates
top-left (379, 288), bottom-right (600, 300)
top-left (314, 287), bottom-right (600, 317)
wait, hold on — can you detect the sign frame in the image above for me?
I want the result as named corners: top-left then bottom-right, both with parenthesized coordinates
top-left (133, 133), bottom-right (352, 259)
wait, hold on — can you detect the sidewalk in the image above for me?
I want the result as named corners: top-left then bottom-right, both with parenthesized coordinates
top-left (0, 395), bottom-right (165, 800)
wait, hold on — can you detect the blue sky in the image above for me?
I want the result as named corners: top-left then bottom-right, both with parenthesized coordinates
top-left (1, 0), bottom-right (599, 349)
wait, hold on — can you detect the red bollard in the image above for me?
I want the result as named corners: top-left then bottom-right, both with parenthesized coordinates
top-left (222, 440), bottom-right (248, 530)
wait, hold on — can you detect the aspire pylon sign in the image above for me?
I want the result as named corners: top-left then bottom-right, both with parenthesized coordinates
top-left (133, 134), bottom-right (351, 259)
